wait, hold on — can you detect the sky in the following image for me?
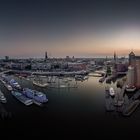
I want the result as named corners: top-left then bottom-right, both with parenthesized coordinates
top-left (1, 0), bottom-right (140, 58)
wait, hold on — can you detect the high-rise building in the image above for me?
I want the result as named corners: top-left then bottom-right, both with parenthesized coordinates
top-left (128, 51), bottom-right (140, 88)
top-left (127, 66), bottom-right (135, 87)
top-left (135, 58), bottom-right (140, 88)
top-left (129, 51), bottom-right (135, 66)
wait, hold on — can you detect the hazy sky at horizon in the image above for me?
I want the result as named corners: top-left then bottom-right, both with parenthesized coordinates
top-left (1, 0), bottom-right (140, 58)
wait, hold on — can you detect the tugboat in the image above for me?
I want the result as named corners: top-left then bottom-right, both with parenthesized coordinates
top-left (0, 90), bottom-right (7, 103)
top-left (22, 88), bottom-right (48, 106)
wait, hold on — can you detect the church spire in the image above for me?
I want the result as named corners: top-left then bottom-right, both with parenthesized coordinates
top-left (114, 51), bottom-right (116, 62)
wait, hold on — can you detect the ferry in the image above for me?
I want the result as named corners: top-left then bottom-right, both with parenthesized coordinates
top-left (0, 90), bottom-right (7, 103)
top-left (109, 87), bottom-right (115, 97)
top-left (125, 85), bottom-right (136, 92)
top-left (122, 100), bottom-right (140, 116)
top-left (9, 79), bottom-right (21, 89)
top-left (11, 91), bottom-right (33, 106)
top-left (22, 88), bottom-right (48, 105)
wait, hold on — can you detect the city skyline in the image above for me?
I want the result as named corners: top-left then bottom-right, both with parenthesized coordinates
top-left (1, 0), bottom-right (140, 57)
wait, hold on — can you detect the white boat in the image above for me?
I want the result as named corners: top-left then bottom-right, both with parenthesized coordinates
top-left (4, 83), bottom-right (13, 91)
top-left (0, 90), bottom-right (7, 103)
top-left (109, 87), bottom-right (115, 97)
top-left (125, 85), bottom-right (136, 92)
top-left (75, 75), bottom-right (88, 81)
top-left (33, 80), bottom-right (48, 88)
top-left (9, 79), bottom-right (21, 89)
top-left (60, 85), bottom-right (67, 88)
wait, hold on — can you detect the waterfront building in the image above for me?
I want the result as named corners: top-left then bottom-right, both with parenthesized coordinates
top-left (135, 58), bottom-right (140, 88)
top-left (128, 51), bottom-right (140, 88)
top-left (127, 66), bottom-right (135, 87)
top-left (116, 63), bottom-right (128, 73)
top-left (129, 51), bottom-right (135, 66)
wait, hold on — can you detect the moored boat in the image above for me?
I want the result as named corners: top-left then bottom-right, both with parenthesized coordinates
top-left (3, 82), bottom-right (13, 91)
top-left (75, 75), bottom-right (88, 81)
top-left (0, 77), bottom-right (13, 91)
top-left (22, 88), bottom-right (48, 104)
top-left (33, 80), bottom-right (48, 88)
top-left (9, 79), bottom-right (21, 90)
top-left (11, 91), bottom-right (33, 106)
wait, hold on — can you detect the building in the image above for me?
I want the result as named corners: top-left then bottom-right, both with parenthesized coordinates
top-left (5, 56), bottom-right (9, 61)
top-left (45, 51), bottom-right (48, 60)
top-left (127, 66), bottom-right (135, 87)
top-left (114, 51), bottom-right (117, 63)
top-left (129, 51), bottom-right (135, 66)
top-left (135, 57), bottom-right (140, 88)
top-left (128, 51), bottom-right (140, 88)
top-left (116, 63), bottom-right (128, 73)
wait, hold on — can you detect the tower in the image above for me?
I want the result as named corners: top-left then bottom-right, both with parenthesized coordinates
top-left (129, 51), bottom-right (135, 66)
top-left (45, 51), bottom-right (48, 60)
top-left (114, 51), bottom-right (116, 62)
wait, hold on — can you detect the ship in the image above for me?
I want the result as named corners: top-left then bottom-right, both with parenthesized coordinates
top-left (22, 88), bottom-right (48, 105)
top-left (0, 90), bottom-right (7, 103)
top-left (11, 91), bottom-right (33, 106)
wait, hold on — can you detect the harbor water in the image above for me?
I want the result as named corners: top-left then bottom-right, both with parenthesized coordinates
top-left (0, 73), bottom-right (140, 137)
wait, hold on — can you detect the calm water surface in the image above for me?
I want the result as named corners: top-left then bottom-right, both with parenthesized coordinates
top-left (0, 74), bottom-right (140, 136)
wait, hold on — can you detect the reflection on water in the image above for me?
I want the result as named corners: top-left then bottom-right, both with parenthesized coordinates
top-left (1, 73), bottom-right (140, 136)
top-left (0, 103), bottom-right (11, 119)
